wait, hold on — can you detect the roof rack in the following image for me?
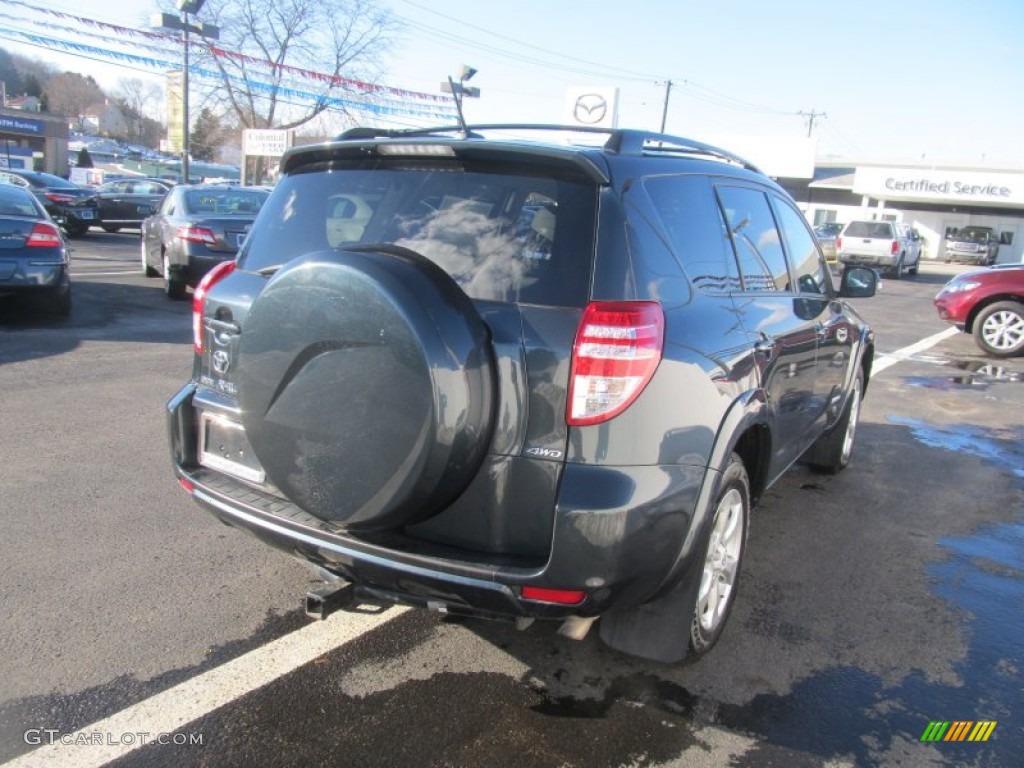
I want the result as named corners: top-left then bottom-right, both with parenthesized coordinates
top-left (333, 124), bottom-right (763, 175)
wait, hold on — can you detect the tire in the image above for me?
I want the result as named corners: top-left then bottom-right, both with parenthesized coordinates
top-left (805, 367), bottom-right (864, 474)
top-left (102, 225), bottom-right (121, 233)
top-left (236, 246), bottom-right (497, 531)
top-left (41, 287), bottom-right (71, 317)
top-left (689, 453), bottom-right (749, 655)
top-left (908, 255), bottom-right (919, 275)
top-left (162, 251), bottom-right (187, 300)
top-left (141, 239), bottom-right (158, 277)
top-left (889, 255), bottom-right (904, 279)
top-left (973, 301), bottom-right (1024, 358)
top-left (64, 222), bottom-right (89, 238)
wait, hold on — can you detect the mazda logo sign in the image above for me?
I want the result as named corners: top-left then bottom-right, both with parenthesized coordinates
top-left (573, 93), bottom-right (608, 125)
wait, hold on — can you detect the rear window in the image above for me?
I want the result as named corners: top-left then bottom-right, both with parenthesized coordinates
top-left (0, 185), bottom-right (41, 216)
top-left (239, 160), bottom-right (597, 307)
top-left (844, 221), bottom-right (894, 239)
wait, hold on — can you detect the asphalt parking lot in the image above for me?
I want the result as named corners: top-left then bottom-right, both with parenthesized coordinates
top-left (0, 233), bottom-right (1021, 767)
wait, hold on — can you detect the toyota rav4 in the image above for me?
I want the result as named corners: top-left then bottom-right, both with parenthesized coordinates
top-left (168, 124), bottom-right (877, 662)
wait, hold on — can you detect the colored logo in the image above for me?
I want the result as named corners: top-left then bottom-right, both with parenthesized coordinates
top-left (920, 721), bottom-right (997, 742)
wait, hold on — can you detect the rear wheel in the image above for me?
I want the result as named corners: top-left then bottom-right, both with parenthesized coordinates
top-left (973, 301), bottom-right (1024, 358)
top-left (102, 224), bottom-right (121, 233)
top-left (889, 255), bottom-right (904, 279)
top-left (689, 453), bottom-right (749, 655)
top-left (162, 251), bottom-right (187, 300)
top-left (64, 221), bottom-right (89, 238)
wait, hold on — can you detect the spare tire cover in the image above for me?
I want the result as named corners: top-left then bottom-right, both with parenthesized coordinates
top-left (237, 246), bottom-right (496, 531)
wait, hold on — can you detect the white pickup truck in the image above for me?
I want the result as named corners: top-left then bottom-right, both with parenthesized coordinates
top-left (836, 219), bottom-right (921, 278)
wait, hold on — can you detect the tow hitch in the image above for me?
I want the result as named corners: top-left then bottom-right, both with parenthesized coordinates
top-left (304, 579), bottom-right (357, 620)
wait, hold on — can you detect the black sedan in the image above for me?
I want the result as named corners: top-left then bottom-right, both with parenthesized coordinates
top-left (0, 169), bottom-right (100, 237)
top-left (93, 178), bottom-right (172, 232)
top-left (140, 184), bottom-right (270, 299)
top-left (0, 182), bottom-right (71, 315)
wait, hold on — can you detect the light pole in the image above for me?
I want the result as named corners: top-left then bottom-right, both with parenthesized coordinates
top-left (440, 66), bottom-right (480, 136)
top-left (153, 1), bottom-right (219, 182)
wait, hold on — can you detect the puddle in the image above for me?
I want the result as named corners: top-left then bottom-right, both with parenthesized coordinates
top-left (887, 417), bottom-right (1024, 478)
top-left (906, 360), bottom-right (1024, 391)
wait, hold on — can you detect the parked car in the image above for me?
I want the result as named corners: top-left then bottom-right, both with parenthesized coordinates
top-left (934, 264), bottom-right (1024, 357)
top-left (0, 181), bottom-right (71, 315)
top-left (140, 184), bottom-right (270, 299)
top-left (944, 225), bottom-right (1000, 266)
top-left (0, 169), bottom-right (100, 237)
top-left (168, 124), bottom-right (878, 663)
top-left (836, 219), bottom-right (920, 277)
top-left (813, 222), bottom-right (843, 261)
top-left (93, 178), bottom-right (172, 232)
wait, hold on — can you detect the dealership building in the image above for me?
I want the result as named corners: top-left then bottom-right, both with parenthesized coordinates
top-left (779, 160), bottom-right (1024, 264)
top-left (0, 107), bottom-right (69, 174)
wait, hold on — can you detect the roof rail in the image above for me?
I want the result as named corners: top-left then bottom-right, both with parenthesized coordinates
top-left (332, 124), bottom-right (763, 174)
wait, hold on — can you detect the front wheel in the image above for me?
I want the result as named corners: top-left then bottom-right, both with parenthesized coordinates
top-left (973, 301), bottom-right (1024, 358)
top-left (805, 368), bottom-right (864, 474)
top-left (689, 453), bottom-right (749, 656)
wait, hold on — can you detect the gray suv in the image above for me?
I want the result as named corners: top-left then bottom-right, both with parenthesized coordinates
top-left (168, 124), bottom-right (877, 662)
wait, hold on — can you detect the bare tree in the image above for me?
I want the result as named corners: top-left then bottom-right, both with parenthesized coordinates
top-left (187, 0), bottom-right (399, 132)
top-left (45, 72), bottom-right (105, 129)
top-left (113, 78), bottom-right (164, 144)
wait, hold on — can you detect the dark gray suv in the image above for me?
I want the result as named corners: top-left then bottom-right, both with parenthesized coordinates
top-left (168, 125), bottom-right (877, 662)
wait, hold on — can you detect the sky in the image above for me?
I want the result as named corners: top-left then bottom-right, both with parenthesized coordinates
top-left (2, 0), bottom-right (1023, 168)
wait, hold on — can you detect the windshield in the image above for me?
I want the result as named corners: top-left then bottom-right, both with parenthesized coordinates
top-left (844, 221), bottom-right (893, 238)
top-left (239, 161), bottom-right (597, 307)
top-left (815, 223), bottom-right (842, 237)
top-left (183, 188), bottom-right (269, 215)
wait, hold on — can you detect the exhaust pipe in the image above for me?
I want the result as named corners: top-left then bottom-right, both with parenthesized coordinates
top-left (557, 615), bottom-right (597, 641)
top-left (305, 579), bottom-right (356, 620)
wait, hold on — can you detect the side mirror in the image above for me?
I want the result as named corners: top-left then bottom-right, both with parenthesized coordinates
top-left (838, 266), bottom-right (878, 298)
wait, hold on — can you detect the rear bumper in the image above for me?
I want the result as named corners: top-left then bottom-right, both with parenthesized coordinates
top-left (838, 252), bottom-right (898, 268)
top-left (0, 260), bottom-right (68, 293)
top-left (168, 382), bottom-right (703, 620)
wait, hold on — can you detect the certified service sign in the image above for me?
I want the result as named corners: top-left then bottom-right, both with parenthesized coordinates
top-left (563, 87), bottom-right (619, 130)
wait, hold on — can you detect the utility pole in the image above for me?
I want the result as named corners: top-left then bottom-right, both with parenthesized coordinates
top-left (659, 80), bottom-right (673, 133)
top-left (799, 109), bottom-right (826, 137)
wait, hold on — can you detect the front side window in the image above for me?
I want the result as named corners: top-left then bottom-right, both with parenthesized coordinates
top-left (716, 185), bottom-right (789, 292)
top-left (773, 198), bottom-right (830, 296)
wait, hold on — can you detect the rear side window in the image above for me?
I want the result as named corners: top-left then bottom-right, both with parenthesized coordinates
top-left (716, 186), bottom-right (789, 292)
top-left (643, 174), bottom-right (740, 294)
top-left (844, 221), bottom-right (893, 238)
top-left (240, 161), bottom-right (597, 307)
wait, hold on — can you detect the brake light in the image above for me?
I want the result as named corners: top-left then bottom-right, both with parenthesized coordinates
top-left (521, 586), bottom-right (587, 605)
top-left (567, 301), bottom-right (664, 426)
top-left (193, 260), bottom-right (236, 353)
top-left (835, 237), bottom-right (842, 251)
top-left (890, 240), bottom-right (900, 256)
top-left (44, 192), bottom-right (74, 204)
top-left (177, 226), bottom-right (218, 245)
top-left (26, 222), bottom-right (62, 247)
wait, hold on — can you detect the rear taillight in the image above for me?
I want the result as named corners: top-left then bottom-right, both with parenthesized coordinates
top-left (26, 222), bottom-right (62, 247)
top-left (835, 237), bottom-right (842, 251)
top-left (192, 260), bottom-right (236, 353)
top-left (567, 301), bottom-right (664, 426)
top-left (44, 192), bottom-right (74, 204)
top-left (177, 226), bottom-right (218, 245)
top-left (890, 240), bottom-right (900, 256)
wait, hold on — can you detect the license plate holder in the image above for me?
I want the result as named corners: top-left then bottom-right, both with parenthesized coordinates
top-left (199, 413), bottom-right (265, 483)
top-left (78, 210), bottom-right (95, 220)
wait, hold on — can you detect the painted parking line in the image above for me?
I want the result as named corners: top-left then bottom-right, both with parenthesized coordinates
top-left (3, 606), bottom-right (406, 768)
top-left (873, 327), bottom-right (959, 375)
